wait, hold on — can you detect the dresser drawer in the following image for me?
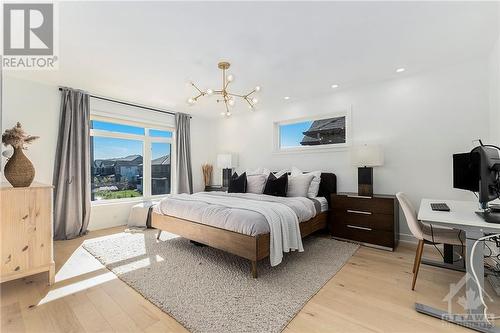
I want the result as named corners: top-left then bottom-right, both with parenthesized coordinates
top-left (332, 211), bottom-right (393, 231)
top-left (331, 222), bottom-right (394, 248)
top-left (332, 194), bottom-right (394, 215)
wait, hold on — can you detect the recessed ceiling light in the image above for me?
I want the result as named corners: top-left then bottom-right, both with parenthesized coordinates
top-left (396, 68), bottom-right (406, 73)
top-left (331, 84), bottom-right (339, 89)
top-left (284, 96), bottom-right (290, 100)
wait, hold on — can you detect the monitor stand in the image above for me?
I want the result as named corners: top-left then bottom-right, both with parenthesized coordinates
top-left (476, 211), bottom-right (500, 224)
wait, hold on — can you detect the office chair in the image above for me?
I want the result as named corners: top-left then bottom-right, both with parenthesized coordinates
top-left (396, 192), bottom-right (465, 290)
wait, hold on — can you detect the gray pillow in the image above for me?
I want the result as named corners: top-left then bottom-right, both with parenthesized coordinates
top-left (287, 174), bottom-right (315, 197)
top-left (246, 174), bottom-right (267, 194)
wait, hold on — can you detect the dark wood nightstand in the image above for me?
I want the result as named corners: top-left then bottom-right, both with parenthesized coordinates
top-left (329, 192), bottom-right (399, 251)
top-left (204, 185), bottom-right (228, 192)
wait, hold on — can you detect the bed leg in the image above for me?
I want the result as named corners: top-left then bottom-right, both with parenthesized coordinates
top-left (156, 230), bottom-right (162, 240)
top-left (251, 260), bottom-right (258, 278)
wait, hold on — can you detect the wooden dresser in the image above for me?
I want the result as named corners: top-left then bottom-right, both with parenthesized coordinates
top-left (329, 193), bottom-right (399, 251)
top-left (1, 183), bottom-right (55, 285)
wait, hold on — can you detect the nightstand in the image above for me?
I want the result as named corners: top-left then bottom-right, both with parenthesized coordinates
top-left (329, 192), bottom-right (399, 251)
top-left (204, 185), bottom-right (228, 192)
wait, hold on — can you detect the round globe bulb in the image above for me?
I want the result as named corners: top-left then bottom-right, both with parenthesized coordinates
top-left (226, 112), bottom-right (232, 117)
top-left (206, 89), bottom-right (214, 95)
top-left (226, 74), bottom-right (234, 82)
top-left (255, 86), bottom-right (261, 92)
top-left (187, 98), bottom-right (195, 105)
top-left (251, 97), bottom-right (258, 104)
top-left (228, 99), bottom-right (235, 106)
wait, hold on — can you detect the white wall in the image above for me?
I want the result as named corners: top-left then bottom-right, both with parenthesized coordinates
top-left (2, 76), bottom-right (60, 185)
top-left (1, 75), bottom-right (215, 231)
top-left (489, 35), bottom-right (500, 145)
top-left (212, 58), bottom-right (490, 237)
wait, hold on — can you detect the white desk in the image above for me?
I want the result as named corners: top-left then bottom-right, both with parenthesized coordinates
top-left (417, 199), bottom-right (500, 333)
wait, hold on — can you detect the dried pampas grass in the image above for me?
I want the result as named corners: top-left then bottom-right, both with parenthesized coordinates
top-left (202, 163), bottom-right (213, 186)
top-left (2, 122), bottom-right (39, 149)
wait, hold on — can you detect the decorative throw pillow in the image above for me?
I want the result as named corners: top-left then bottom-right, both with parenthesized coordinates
top-left (273, 168), bottom-right (288, 178)
top-left (291, 167), bottom-right (322, 198)
top-left (287, 173), bottom-right (315, 197)
top-left (246, 174), bottom-right (267, 194)
top-left (263, 173), bottom-right (288, 197)
top-left (228, 172), bottom-right (247, 193)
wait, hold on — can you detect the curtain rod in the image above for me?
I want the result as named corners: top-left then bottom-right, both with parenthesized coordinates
top-left (58, 87), bottom-right (191, 118)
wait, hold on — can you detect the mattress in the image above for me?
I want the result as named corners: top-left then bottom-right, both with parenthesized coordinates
top-left (154, 192), bottom-right (325, 236)
top-left (314, 197), bottom-right (329, 213)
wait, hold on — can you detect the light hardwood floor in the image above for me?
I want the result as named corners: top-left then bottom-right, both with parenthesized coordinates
top-left (1, 226), bottom-right (499, 332)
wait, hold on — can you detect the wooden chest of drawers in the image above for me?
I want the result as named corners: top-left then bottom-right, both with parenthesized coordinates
top-left (0, 183), bottom-right (55, 285)
top-left (329, 193), bottom-right (399, 251)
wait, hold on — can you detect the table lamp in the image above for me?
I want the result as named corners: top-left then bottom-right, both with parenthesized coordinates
top-left (217, 153), bottom-right (238, 187)
top-left (351, 144), bottom-right (384, 196)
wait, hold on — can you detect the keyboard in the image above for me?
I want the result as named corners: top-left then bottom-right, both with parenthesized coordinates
top-left (431, 203), bottom-right (450, 212)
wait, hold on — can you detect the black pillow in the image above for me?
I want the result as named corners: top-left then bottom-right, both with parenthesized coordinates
top-left (263, 173), bottom-right (288, 197)
top-left (228, 172), bottom-right (247, 193)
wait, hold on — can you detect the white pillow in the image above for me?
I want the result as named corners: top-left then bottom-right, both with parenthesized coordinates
top-left (287, 174), bottom-right (315, 197)
top-left (246, 174), bottom-right (267, 194)
top-left (273, 168), bottom-right (288, 178)
top-left (291, 167), bottom-right (321, 198)
top-left (246, 167), bottom-right (271, 176)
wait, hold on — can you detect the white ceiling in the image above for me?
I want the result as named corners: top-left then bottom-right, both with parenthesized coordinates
top-left (6, 1), bottom-right (499, 118)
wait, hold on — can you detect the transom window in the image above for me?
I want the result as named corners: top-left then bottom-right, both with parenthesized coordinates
top-left (274, 111), bottom-right (350, 152)
top-left (90, 117), bottom-right (174, 202)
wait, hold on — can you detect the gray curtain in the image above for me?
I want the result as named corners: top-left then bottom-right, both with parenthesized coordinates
top-left (53, 88), bottom-right (91, 240)
top-left (175, 113), bottom-right (193, 194)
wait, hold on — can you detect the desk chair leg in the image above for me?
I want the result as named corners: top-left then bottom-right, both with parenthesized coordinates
top-left (412, 239), bottom-right (425, 290)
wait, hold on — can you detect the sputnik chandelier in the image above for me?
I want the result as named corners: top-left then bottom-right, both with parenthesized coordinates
top-left (187, 61), bottom-right (261, 117)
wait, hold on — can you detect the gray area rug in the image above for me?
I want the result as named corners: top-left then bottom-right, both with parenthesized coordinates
top-left (83, 230), bottom-right (359, 333)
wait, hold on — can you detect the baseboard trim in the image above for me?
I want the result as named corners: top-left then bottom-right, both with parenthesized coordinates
top-left (399, 233), bottom-right (417, 244)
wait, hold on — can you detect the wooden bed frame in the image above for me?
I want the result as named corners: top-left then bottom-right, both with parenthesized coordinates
top-left (152, 211), bottom-right (328, 278)
top-left (152, 173), bottom-right (337, 278)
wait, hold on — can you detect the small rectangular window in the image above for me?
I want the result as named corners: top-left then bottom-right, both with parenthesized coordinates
top-left (276, 113), bottom-right (349, 151)
top-left (91, 120), bottom-right (145, 135)
top-left (149, 129), bottom-right (173, 138)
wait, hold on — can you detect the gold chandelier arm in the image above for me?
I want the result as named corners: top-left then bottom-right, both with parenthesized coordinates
top-left (190, 82), bottom-right (205, 95)
top-left (244, 97), bottom-right (254, 109)
top-left (227, 92), bottom-right (245, 98)
top-left (224, 100), bottom-right (230, 114)
top-left (192, 92), bottom-right (204, 100)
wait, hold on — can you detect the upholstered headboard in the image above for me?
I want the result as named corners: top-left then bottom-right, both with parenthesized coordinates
top-left (318, 173), bottom-right (337, 207)
top-left (280, 171), bottom-right (337, 206)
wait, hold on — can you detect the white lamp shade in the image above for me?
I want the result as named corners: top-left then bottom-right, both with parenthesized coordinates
top-left (351, 144), bottom-right (384, 167)
top-left (217, 153), bottom-right (238, 168)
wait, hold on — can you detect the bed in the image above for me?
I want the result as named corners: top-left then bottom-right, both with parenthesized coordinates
top-left (152, 173), bottom-right (336, 278)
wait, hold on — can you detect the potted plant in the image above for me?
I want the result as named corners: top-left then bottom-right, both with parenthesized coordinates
top-left (1, 122), bottom-right (39, 187)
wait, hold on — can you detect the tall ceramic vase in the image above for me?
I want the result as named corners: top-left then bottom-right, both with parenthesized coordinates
top-left (4, 148), bottom-right (35, 187)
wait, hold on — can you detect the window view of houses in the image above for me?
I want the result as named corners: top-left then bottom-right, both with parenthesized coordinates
top-left (279, 115), bottom-right (347, 148)
top-left (90, 120), bottom-right (172, 201)
top-left (91, 152), bottom-right (171, 201)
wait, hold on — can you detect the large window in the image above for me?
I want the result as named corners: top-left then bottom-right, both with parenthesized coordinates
top-left (274, 112), bottom-right (350, 152)
top-left (90, 118), bottom-right (173, 202)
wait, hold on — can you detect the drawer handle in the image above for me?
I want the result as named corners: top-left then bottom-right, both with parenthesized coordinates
top-left (347, 195), bottom-right (372, 199)
top-left (347, 224), bottom-right (373, 231)
top-left (347, 209), bottom-right (372, 215)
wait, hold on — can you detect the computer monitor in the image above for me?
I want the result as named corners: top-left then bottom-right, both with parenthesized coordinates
top-left (453, 152), bottom-right (479, 192)
top-left (475, 145), bottom-right (500, 209)
top-left (454, 143), bottom-right (500, 223)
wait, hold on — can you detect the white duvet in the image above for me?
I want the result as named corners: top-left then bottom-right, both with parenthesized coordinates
top-left (155, 192), bottom-right (317, 266)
